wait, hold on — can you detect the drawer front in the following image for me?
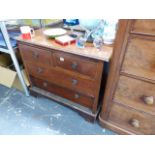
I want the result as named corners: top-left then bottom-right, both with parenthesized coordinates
top-left (18, 44), bottom-right (52, 67)
top-left (122, 37), bottom-right (155, 81)
top-left (109, 103), bottom-right (155, 134)
top-left (27, 63), bottom-right (96, 97)
top-left (53, 51), bottom-right (99, 79)
top-left (30, 76), bottom-right (94, 109)
top-left (131, 20), bottom-right (155, 36)
top-left (114, 76), bottom-right (155, 115)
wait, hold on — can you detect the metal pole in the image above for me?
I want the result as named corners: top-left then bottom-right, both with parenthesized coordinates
top-left (0, 21), bottom-right (29, 96)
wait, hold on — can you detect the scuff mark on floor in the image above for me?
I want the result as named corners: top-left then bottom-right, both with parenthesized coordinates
top-left (0, 94), bottom-right (11, 106)
top-left (14, 108), bottom-right (22, 116)
top-left (22, 102), bottom-right (35, 110)
top-left (46, 127), bottom-right (61, 134)
top-left (7, 106), bottom-right (14, 112)
top-left (0, 89), bottom-right (15, 106)
top-left (52, 113), bottom-right (62, 119)
top-left (33, 113), bottom-right (62, 120)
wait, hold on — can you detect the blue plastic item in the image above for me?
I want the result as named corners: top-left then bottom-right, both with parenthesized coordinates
top-left (0, 31), bottom-right (21, 49)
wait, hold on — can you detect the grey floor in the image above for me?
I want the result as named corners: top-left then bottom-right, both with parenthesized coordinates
top-left (0, 84), bottom-right (116, 135)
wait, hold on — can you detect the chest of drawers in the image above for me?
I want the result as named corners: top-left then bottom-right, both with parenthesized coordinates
top-left (16, 29), bottom-right (113, 122)
top-left (99, 19), bottom-right (155, 134)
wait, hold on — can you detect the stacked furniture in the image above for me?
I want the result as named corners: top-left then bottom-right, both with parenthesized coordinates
top-left (99, 19), bottom-right (155, 134)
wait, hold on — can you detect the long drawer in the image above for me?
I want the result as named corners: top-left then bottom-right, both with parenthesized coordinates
top-left (53, 51), bottom-right (99, 79)
top-left (131, 19), bottom-right (155, 36)
top-left (121, 36), bottom-right (155, 81)
top-left (26, 62), bottom-right (96, 97)
top-left (114, 75), bottom-right (155, 115)
top-left (30, 76), bottom-right (94, 109)
top-left (109, 103), bottom-right (155, 134)
top-left (18, 44), bottom-right (52, 67)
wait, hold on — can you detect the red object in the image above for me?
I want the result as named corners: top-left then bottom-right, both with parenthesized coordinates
top-left (55, 39), bottom-right (76, 46)
top-left (22, 33), bottom-right (31, 40)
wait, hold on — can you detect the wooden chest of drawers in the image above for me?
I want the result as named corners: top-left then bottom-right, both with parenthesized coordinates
top-left (16, 29), bottom-right (113, 122)
top-left (99, 19), bottom-right (155, 134)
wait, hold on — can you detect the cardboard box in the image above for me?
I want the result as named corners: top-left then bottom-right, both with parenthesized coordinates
top-left (0, 53), bottom-right (12, 67)
top-left (0, 50), bottom-right (30, 92)
top-left (0, 66), bottom-right (30, 92)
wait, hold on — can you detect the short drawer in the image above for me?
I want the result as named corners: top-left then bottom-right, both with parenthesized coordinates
top-left (30, 76), bottom-right (94, 109)
top-left (121, 36), bottom-right (155, 81)
top-left (109, 103), bottom-right (155, 134)
top-left (27, 62), bottom-right (96, 97)
top-left (53, 51), bottom-right (99, 79)
top-left (18, 44), bottom-right (52, 67)
top-left (114, 76), bottom-right (155, 115)
top-left (131, 19), bottom-right (155, 36)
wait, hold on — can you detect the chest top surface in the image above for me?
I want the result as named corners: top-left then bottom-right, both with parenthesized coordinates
top-left (15, 29), bottom-right (113, 62)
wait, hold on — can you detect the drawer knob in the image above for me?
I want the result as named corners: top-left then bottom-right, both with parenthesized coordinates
top-left (144, 96), bottom-right (154, 105)
top-left (74, 93), bottom-right (80, 99)
top-left (130, 119), bottom-right (140, 128)
top-left (43, 82), bottom-right (47, 87)
top-left (71, 62), bottom-right (78, 70)
top-left (33, 52), bottom-right (39, 59)
top-left (37, 68), bottom-right (43, 74)
top-left (72, 79), bottom-right (78, 85)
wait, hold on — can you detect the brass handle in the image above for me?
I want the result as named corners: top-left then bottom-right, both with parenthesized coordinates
top-left (33, 52), bottom-right (39, 59)
top-left (72, 79), bottom-right (78, 85)
top-left (37, 68), bottom-right (43, 74)
top-left (130, 119), bottom-right (140, 128)
top-left (43, 82), bottom-right (47, 87)
top-left (71, 62), bottom-right (78, 70)
top-left (74, 93), bottom-right (80, 99)
top-left (143, 96), bottom-right (154, 105)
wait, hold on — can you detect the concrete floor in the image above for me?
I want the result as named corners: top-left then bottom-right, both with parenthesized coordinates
top-left (0, 84), bottom-right (116, 135)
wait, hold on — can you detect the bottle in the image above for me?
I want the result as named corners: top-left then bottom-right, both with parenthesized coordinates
top-left (91, 20), bottom-right (105, 39)
top-left (93, 36), bottom-right (103, 50)
top-left (102, 19), bottom-right (118, 45)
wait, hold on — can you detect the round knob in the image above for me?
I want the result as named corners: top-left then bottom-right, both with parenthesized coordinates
top-left (37, 68), bottom-right (43, 74)
top-left (130, 119), bottom-right (140, 128)
top-left (43, 82), bottom-right (47, 87)
top-left (144, 96), bottom-right (154, 105)
top-left (74, 93), bottom-right (80, 99)
top-left (72, 79), bottom-right (78, 85)
top-left (71, 62), bottom-right (78, 70)
top-left (33, 52), bottom-right (39, 59)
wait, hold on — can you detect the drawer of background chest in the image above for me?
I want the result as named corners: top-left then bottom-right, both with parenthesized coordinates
top-left (114, 75), bottom-right (155, 115)
top-left (53, 51), bottom-right (99, 79)
top-left (121, 36), bottom-right (155, 81)
top-left (30, 76), bottom-right (94, 109)
top-left (109, 103), bottom-right (155, 135)
top-left (131, 19), bottom-right (155, 36)
top-left (18, 44), bottom-right (52, 67)
top-left (27, 62), bottom-right (96, 97)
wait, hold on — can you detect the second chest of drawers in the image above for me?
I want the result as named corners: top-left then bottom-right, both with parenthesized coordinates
top-left (99, 19), bottom-right (155, 134)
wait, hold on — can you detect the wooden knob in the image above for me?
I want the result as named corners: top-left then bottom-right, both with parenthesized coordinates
top-left (37, 68), bottom-right (43, 74)
top-left (72, 79), bottom-right (78, 85)
top-left (74, 93), bottom-right (80, 99)
top-left (144, 96), bottom-right (154, 105)
top-left (43, 82), bottom-right (47, 87)
top-left (71, 62), bottom-right (78, 70)
top-left (130, 119), bottom-right (140, 128)
top-left (33, 52), bottom-right (39, 59)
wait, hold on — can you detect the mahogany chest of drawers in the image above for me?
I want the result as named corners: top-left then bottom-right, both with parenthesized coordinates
top-left (16, 29), bottom-right (113, 122)
top-left (99, 19), bottom-right (155, 134)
